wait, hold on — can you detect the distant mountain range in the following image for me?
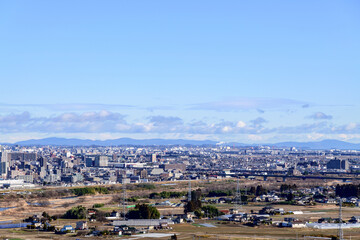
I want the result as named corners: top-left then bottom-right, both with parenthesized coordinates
top-left (4, 137), bottom-right (360, 150)
top-left (270, 139), bottom-right (360, 150)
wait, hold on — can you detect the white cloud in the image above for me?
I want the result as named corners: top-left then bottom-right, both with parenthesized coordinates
top-left (250, 117), bottom-right (267, 127)
top-left (345, 123), bottom-right (358, 131)
top-left (247, 135), bottom-right (263, 141)
top-left (236, 121), bottom-right (246, 128)
top-left (337, 134), bottom-right (360, 141)
top-left (222, 126), bottom-right (232, 133)
top-left (0, 111), bottom-right (359, 141)
top-left (306, 133), bottom-right (324, 140)
top-left (307, 112), bottom-right (333, 120)
top-left (148, 116), bottom-right (183, 126)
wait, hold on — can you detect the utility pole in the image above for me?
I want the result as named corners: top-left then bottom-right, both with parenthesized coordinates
top-left (338, 197), bottom-right (343, 240)
top-left (234, 177), bottom-right (242, 212)
top-left (188, 178), bottom-right (192, 202)
top-left (122, 175), bottom-right (127, 220)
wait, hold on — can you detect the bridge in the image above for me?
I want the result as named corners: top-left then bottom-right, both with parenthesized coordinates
top-left (186, 168), bottom-right (360, 182)
top-left (233, 173), bottom-right (360, 182)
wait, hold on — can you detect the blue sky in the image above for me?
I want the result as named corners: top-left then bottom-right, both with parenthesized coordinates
top-left (0, 0), bottom-right (360, 143)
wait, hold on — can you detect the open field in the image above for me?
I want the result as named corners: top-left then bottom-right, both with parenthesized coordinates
top-left (171, 221), bottom-right (360, 240)
top-left (0, 178), bottom-right (359, 239)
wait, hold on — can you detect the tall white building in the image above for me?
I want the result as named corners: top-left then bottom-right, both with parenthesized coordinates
top-left (151, 153), bottom-right (157, 162)
top-left (0, 147), bottom-right (9, 178)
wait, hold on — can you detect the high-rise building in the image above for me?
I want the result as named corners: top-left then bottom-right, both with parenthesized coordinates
top-left (327, 159), bottom-right (349, 171)
top-left (151, 153), bottom-right (157, 162)
top-left (94, 156), bottom-right (108, 167)
top-left (7, 152), bottom-right (37, 162)
top-left (0, 147), bottom-right (9, 178)
top-left (39, 157), bottom-right (47, 168)
top-left (85, 157), bottom-right (95, 167)
top-left (140, 169), bottom-right (148, 179)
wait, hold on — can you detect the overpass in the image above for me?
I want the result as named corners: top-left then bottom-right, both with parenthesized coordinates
top-left (232, 173), bottom-right (360, 182)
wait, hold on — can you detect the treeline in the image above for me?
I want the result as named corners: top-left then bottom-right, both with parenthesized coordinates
top-left (106, 183), bottom-right (157, 192)
top-left (147, 188), bottom-right (262, 200)
top-left (205, 185), bottom-right (269, 198)
top-left (63, 205), bottom-right (109, 221)
top-left (195, 205), bottom-right (224, 218)
top-left (71, 186), bottom-right (109, 196)
top-left (249, 186), bottom-right (268, 196)
top-left (71, 184), bottom-right (156, 197)
top-left (148, 190), bottom-right (234, 199)
top-left (336, 184), bottom-right (360, 198)
top-left (149, 191), bottom-right (187, 199)
top-left (128, 183), bottom-right (156, 190)
top-left (46, 183), bottom-right (157, 198)
top-left (7, 183), bottom-right (159, 201)
top-left (146, 185), bottom-right (269, 200)
top-left (207, 190), bottom-right (233, 197)
top-left (280, 184), bottom-right (297, 192)
top-left (9, 182), bottom-right (272, 202)
top-left (207, 186), bottom-right (268, 197)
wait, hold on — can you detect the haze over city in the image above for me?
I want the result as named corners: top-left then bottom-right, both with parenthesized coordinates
top-left (1, 1), bottom-right (359, 143)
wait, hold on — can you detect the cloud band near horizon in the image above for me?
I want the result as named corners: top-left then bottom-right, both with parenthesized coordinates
top-left (0, 110), bottom-right (358, 137)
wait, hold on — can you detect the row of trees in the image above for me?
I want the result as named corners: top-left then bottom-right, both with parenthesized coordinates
top-left (335, 184), bottom-right (360, 198)
top-left (280, 184), bottom-right (297, 192)
top-left (149, 191), bottom-right (187, 199)
top-left (71, 186), bottom-right (109, 196)
top-left (146, 185), bottom-right (269, 200)
top-left (207, 190), bottom-right (233, 197)
top-left (250, 186), bottom-right (268, 196)
top-left (126, 204), bottom-right (160, 219)
top-left (21, 183), bottom-right (158, 200)
top-left (63, 204), bottom-right (162, 220)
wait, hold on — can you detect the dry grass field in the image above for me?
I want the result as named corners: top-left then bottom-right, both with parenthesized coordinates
top-left (0, 178), bottom-right (359, 239)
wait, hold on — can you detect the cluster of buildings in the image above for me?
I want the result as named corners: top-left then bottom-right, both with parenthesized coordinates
top-left (0, 144), bottom-right (359, 188)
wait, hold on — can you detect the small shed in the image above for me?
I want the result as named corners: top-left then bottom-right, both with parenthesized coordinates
top-left (76, 221), bottom-right (88, 230)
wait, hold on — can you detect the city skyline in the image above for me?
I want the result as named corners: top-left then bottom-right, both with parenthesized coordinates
top-left (1, 1), bottom-right (360, 143)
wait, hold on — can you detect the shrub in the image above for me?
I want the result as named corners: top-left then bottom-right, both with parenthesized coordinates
top-left (207, 190), bottom-right (233, 197)
top-left (92, 203), bottom-right (105, 208)
top-left (126, 204), bottom-right (160, 219)
top-left (72, 187), bottom-right (96, 196)
top-left (37, 200), bottom-right (51, 207)
top-left (127, 196), bottom-right (139, 202)
top-left (27, 224), bottom-right (36, 229)
top-left (71, 186), bottom-right (110, 196)
top-left (136, 183), bottom-right (156, 190)
top-left (63, 205), bottom-right (87, 219)
top-left (201, 205), bottom-right (224, 218)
